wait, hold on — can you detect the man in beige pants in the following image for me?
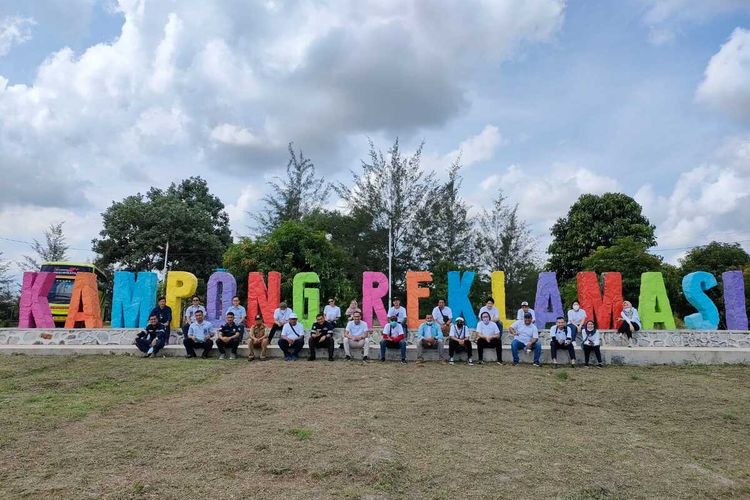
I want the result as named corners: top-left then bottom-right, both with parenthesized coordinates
top-left (343, 311), bottom-right (370, 361)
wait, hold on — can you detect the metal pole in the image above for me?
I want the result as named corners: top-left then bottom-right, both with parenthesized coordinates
top-left (163, 241), bottom-right (169, 275)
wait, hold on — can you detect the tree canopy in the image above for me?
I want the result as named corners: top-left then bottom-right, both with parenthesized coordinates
top-left (22, 222), bottom-right (69, 270)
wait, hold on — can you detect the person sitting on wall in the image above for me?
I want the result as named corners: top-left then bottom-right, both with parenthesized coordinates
top-left (278, 313), bottom-right (305, 361)
top-left (448, 317), bottom-right (473, 366)
top-left (387, 297), bottom-right (408, 334)
top-left (247, 314), bottom-right (269, 361)
top-left (225, 296), bottom-right (247, 328)
top-left (617, 300), bottom-right (641, 348)
top-left (549, 316), bottom-right (576, 368)
top-left (580, 320), bottom-right (603, 367)
top-left (216, 311), bottom-right (244, 360)
top-left (135, 313), bottom-right (168, 358)
top-left (182, 296), bottom-right (206, 337)
top-left (516, 301), bottom-right (536, 322)
top-left (509, 312), bottom-right (541, 367)
top-left (149, 296), bottom-right (172, 342)
top-left (566, 300), bottom-right (586, 342)
top-left (431, 298), bottom-right (453, 338)
top-left (183, 309), bottom-right (214, 359)
top-left (269, 301), bottom-right (294, 342)
top-left (478, 297), bottom-right (504, 336)
top-left (323, 298), bottom-right (342, 328)
top-left (380, 314), bottom-right (407, 364)
top-left (415, 313), bottom-right (444, 362)
top-left (309, 313), bottom-right (335, 361)
top-left (475, 311), bottom-right (503, 365)
top-left (343, 311), bottom-right (370, 361)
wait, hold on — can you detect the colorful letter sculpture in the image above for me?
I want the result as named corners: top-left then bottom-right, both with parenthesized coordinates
top-left (206, 271), bottom-right (237, 324)
top-left (722, 270), bottom-right (748, 330)
top-left (111, 271), bottom-right (158, 328)
top-left (490, 271), bottom-right (509, 326)
top-left (64, 273), bottom-right (103, 328)
top-left (406, 271), bottom-right (432, 330)
top-left (534, 272), bottom-right (563, 329)
top-left (247, 272), bottom-right (281, 327)
top-left (682, 272), bottom-right (719, 330)
top-left (576, 272), bottom-right (623, 329)
top-left (448, 271), bottom-right (477, 328)
top-left (362, 271), bottom-right (389, 328)
top-left (293, 272), bottom-right (320, 329)
top-left (166, 271), bottom-right (198, 328)
top-left (18, 271), bottom-right (56, 328)
top-left (638, 272), bottom-right (676, 329)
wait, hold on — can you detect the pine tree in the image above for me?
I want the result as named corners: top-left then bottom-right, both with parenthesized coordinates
top-left (22, 222), bottom-right (69, 270)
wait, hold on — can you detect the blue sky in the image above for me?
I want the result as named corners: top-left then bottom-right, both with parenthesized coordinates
top-left (0, 0), bottom-right (749, 274)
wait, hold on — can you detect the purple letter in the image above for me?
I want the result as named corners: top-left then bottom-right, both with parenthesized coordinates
top-left (534, 272), bottom-right (564, 329)
top-left (723, 270), bottom-right (748, 330)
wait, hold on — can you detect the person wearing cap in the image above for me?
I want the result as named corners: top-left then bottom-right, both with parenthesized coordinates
top-left (516, 301), bottom-right (536, 322)
top-left (343, 311), bottom-right (370, 361)
top-left (509, 312), bottom-right (541, 366)
top-left (278, 313), bottom-right (305, 361)
top-left (448, 317), bottom-right (474, 365)
top-left (416, 313), bottom-right (444, 362)
top-left (247, 314), bottom-right (269, 361)
top-left (269, 301), bottom-right (294, 342)
top-left (380, 314), bottom-right (407, 363)
top-left (323, 298), bottom-right (341, 327)
top-left (431, 298), bottom-right (453, 337)
top-left (216, 311), bottom-right (244, 360)
top-left (475, 311), bottom-right (503, 364)
top-left (308, 313), bottom-right (335, 361)
top-left (225, 296), bottom-right (247, 327)
top-left (549, 316), bottom-right (576, 368)
top-left (183, 309), bottom-right (214, 358)
top-left (387, 297), bottom-right (408, 334)
top-left (182, 296), bottom-right (207, 336)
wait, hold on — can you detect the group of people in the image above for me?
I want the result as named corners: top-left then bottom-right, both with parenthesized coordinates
top-left (135, 294), bottom-right (643, 366)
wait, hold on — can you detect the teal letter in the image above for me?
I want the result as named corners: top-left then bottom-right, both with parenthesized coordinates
top-left (111, 271), bottom-right (158, 328)
top-left (682, 271), bottom-right (719, 330)
top-left (448, 271), bottom-right (477, 328)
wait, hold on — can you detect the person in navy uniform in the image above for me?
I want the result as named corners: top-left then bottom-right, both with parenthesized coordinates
top-left (135, 313), bottom-right (168, 358)
top-left (308, 313), bottom-right (335, 361)
top-left (216, 311), bottom-right (244, 360)
top-left (149, 296), bottom-right (172, 343)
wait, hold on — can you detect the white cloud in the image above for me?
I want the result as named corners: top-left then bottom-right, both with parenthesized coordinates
top-left (640, 0), bottom-right (750, 45)
top-left (0, 16), bottom-right (35, 57)
top-left (696, 27), bottom-right (750, 122)
top-left (225, 184), bottom-right (262, 239)
top-left (449, 125), bottom-right (505, 167)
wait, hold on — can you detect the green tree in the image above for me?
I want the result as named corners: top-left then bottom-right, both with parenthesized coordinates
top-left (92, 177), bottom-right (231, 280)
top-left (253, 143), bottom-right (329, 233)
top-left (548, 193), bottom-right (656, 281)
top-left (22, 222), bottom-right (69, 270)
top-left (223, 221), bottom-right (355, 306)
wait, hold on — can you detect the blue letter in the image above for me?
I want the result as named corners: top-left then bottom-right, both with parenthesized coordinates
top-left (682, 271), bottom-right (719, 330)
top-left (111, 271), bottom-right (158, 328)
top-left (447, 271), bottom-right (477, 328)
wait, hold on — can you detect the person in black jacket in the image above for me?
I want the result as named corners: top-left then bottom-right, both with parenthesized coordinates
top-left (216, 312), bottom-right (244, 360)
top-left (135, 314), bottom-right (168, 357)
top-left (149, 296), bottom-right (172, 343)
top-left (308, 313), bottom-right (335, 361)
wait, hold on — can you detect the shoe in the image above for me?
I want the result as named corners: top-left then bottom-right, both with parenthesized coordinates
top-left (597, 363), bottom-right (603, 368)
top-left (400, 360), bottom-right (407, 364)
top-left (525, 349), bottom-right (530, 354)
top-left (185, 354), bottom-right (196, 358)
top-left (380, 357), bottom-right (386, 362)
top-left (467, 359), bottom-right (474, 366)
top-left (147, 347), bottom-right (154, 355)
top-left (143, 352), bottom-right (151, 358)
top-left (496, 361), bottom-right (503, 365)
top-left (362, 356), bottom-right (369, 362)
top-left (345, 355), bottom-right (352, 361)
top-left (533, 363), bottom-right (541, 367)
top-left (477, 360), bottom-right (484, 365)
top-left (449, 358), bottom-right (455, 365)
top-left (248, 356), bottom-right (255, 362)
top-left (229, 354), bottom-right (236, 360)
top-left (218, 354), bottom-right (226, 360)
top-left (512, 362), bottom-right (518, 366)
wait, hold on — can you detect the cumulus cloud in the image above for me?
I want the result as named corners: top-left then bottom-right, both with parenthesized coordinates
top-left (0, 15), bottom-right (35, 57)
top-left (696, 28), bottom-right (750, 122)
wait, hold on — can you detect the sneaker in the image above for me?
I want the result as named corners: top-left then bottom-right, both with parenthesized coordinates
top-left (496, 361), bottom-right (503, 365)
top-left (533, 363), bottom-right (541, 367)
top-left (218, 354), bottom-right (226, 360)
top-left (345, 355), bottom-right (352, 361)
top-left (525, 349), bottom-right (530, 355)
top-left (597, 363), bottom-right (603, 368)
top-left (229, 354), bottom-right (236, 360)
top-left (143, 352), bottom-right (152, 358)
top-left (449, 358), bottom-right (455, 365)
top-left (467, 359), bottom-right (474, 366)
top-left (147, 347), bottom-right (154, 355)
top-left (362, 356), bottom-right (369, 362)
top-left (400, 360), bottom-right (407, 365)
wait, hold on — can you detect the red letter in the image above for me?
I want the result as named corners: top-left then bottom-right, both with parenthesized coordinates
top-left (247, 272), bottom-right (281, 327)
top-left (576, 272), bottom-right (623, 329)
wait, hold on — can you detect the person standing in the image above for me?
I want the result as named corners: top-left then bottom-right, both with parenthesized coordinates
top-left (182, 296), bottom-right (206, 337)
top-left (549, 316), bottom-right (576, 368)
top-left (415, 314), bottom-right (444, 362)
top-left (183, 309), bottom-right (214, 358)
top-left (308, 313), bottom-right (335, 361)
top-left (475, 311), bottom-right (503, 365)
top-left (149, 296), bottom-right (172, 342)
top-left (431, 298), bottom-right (453, 338)
top-left (134, 314), bottom-right (168, 358)
top-left (617, 300), bottom-right (641, 347)
top-left (566, 300), bottom-right (586, 342)
top-left (225, 296), bottom-right (247, 327)
top-left (508, 312), bottom-right (541, 366)
top-left (216, 311), bottom-right (244, 360)
top-left (580, 320), bottom-right (603, 367)
top-left (278, 313), bottom-right (305, 361)
top-left (247, 315), bottom-right (269, 361)
top-left (269, 301), bottom-right (294, 342)
top-left (387, 297), bottom-right (408, 334)
top-left (448, 317), bottom-right (473, 366)
top-left (380, 315), bottom-right (407, 364)
top-left (343, 311), bottom-right (370, 361)
top-left (516, 301), bottom-right (536, 322)
top-left (323, 298), bottom-right (342, 327)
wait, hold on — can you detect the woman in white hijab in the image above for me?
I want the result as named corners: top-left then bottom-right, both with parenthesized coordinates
top-left (616, 300), bottom-right (641, 347)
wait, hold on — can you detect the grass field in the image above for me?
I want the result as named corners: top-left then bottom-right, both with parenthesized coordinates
top-left (0, 355), bottom-right (748, 499)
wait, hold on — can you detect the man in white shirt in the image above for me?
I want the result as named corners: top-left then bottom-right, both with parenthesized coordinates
top-left (566, 300), bottom-right (586, 342)
top-left (478, 297), bottom-right (503, 334)
top-left (509, 312), bottom-right (541, 366)
top-left (516, 301), bottom-right (536, 322)
top-left (387, 297), bottom-right (408, 333)
top-left (278, 313), bottom-right (305, 361)
top-left (379, 315), bottom-right (407, 364)
top-left (183, 309), bottom-right (214, 358)
top-left (225, 296), bottom-right (247, 328)
top-left (448, 317), bottom-right (473, 366)
top-left (475, 311), bottom-right (503, 365)
top-left (182, 296), bottom-right (207, 336)
top-left (431, 299), bottom-right (453, 337)
top-left (323, 298), bottom-right (342, 327)
top-left (343, 311), bottom-right (370, 361)
top-left (270, 301), bottom-right (294, 342)
top-left (549, 316), bottom-right (576, 368)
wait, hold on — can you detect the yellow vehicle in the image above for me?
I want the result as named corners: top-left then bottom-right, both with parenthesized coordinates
top-left (39, 262), bottom-right (107, 326)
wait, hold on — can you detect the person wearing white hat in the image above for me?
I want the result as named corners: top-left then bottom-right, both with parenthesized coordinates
top-left (448, 317), bottom-right (473, 365)
top-left (516, 301), bottom-right (536, 322)
top-left (278, 313), bottom-right (305, 360)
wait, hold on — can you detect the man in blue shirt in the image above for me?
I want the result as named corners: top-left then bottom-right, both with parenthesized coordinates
top-left (416, 313), bottom-right (444, 362)
top-left (183, 309), bottom-right (214, 358)
top-left (149, 296), bottom-right (172, 342)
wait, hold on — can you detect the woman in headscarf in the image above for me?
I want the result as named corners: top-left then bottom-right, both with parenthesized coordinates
top-left (616, 300), bottom-right (641, 347)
